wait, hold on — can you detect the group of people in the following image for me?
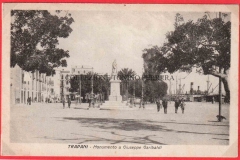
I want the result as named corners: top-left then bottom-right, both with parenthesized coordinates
top-left (174, 98), bottom-right (185, 114)
top-left (156, 99), bottom-right (168, 114)
top-left (45, 97), bottom-right (52, 103)
top-left (156, 98), bottom-right (185, 114)
top-left (85, 93), bottom-right (103, 108)
top-left (61, 93), bottom-right (104, 109)
top-left (27, 97), bottom-right (32, 105)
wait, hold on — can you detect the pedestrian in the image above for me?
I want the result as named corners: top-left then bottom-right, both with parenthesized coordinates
top-left (99, 93), bottom-right (103, 105)
top-left (87, 93), bottom-right (91, 107)
top-left (163, 99), bottom-right (168, 114)
top-left (68, 97), bottom-right (71, 108)
top-left (159, 99), bottom-right (163, 109)
top-left (92, 94), bottom-right (95, 108)
top-left (156, 99), bottom-right (160, 112)
top-left (139, 99), bottom-right (145, 109)
top-left (75, 97), bottom-right (78, 105)
top-left (174, 98), bottom-right (180, 114)
top-left (62, 97), bottom-right (65, 109)
top-left (97, 94), bottom-right (101, 107)
top-left (29, 97), bottom-right (31, 105)
top-left (27, 97), bottom-right (29, 105)
top-left (212, 97), bottom-right (215, 104)
top-left (180, 98), bottom-right (185, 114)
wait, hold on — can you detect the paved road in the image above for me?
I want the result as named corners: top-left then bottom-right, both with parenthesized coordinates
top-left (10, 101), bottom-right (229, 145)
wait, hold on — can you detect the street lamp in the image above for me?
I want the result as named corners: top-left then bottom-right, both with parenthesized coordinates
top-left (90, 67), bottom-right (94, 107)
top-left (47, 62), bottom-right (54, 102)
top-left (79, 73), bottom-right (81, 104)
top-left (126, 80), bottom-right (129, 105)
top-left (140, 68), bottom-right (144, 109)
top-left (133, 79), bottom-right (135, 107)
top-left (91, 67), bottom-right (93, 95)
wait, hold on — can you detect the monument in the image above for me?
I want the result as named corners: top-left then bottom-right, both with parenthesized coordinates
top-left (108, 60), bottom-right (122, 101)
top-left (100, 60), bottom-right (132, 110)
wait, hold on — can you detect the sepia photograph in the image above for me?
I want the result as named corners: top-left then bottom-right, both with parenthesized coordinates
top-left (2, 3), bottom-right (239, 157)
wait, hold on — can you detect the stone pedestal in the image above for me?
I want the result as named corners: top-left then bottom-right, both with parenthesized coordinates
top-left (100, 78), bottom-right (134, 110)
top-left (109, 79), bottom-right (122, 101)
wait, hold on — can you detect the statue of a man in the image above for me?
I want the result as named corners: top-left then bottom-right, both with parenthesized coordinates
top-left (112, 59), bottom-right (117, 76)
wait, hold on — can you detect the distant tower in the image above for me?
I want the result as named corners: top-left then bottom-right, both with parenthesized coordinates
top-left (197, 86), bottom-right (200, 94)
top-left (190, 82), bottom-right (194, 95)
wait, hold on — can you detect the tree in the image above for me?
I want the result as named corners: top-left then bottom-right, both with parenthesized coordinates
top-left (143, 13), bottom-right (231, 102)
top-left (144, 80), bottom-right (168, 102)
top-left (117, 68), bottom-right (136, 99)
top-left (69, 72), bottom-right (110, 101)
top-left (128, 79), bottom-right (142, 98)
top-left (11, 10), bottom-right (74, 75)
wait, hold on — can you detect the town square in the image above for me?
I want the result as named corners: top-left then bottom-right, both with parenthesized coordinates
top-left (3, 3), bottom-right (238, 157)
top-left (11, 101), bottom-right (229, 145)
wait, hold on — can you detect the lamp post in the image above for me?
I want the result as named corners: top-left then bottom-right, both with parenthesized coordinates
top-left (203, 12), bottom-right (224, 121)
top-left (71, 65), bottom-right (94, 105)
top-left (218, 12), bottom-right (223, 122)
top-left (176, 75), bottom-right (178, 95)
top-left (47, 62), bottom-right (54, 103)
top-left (218, 67), bottom-right (222, 121)
top-left (133, 79), bottom-right (135, 107)
top-left (91, 67), bottom-right (93, 95)
top-left (140, 68), bottom-right (144, 109)
top-left (79, 73), bottom-right (81, 104)
top-left (90, 67), bottom-right (94, 107)
top-left (126, 81), bottom-right (128, 105)
top-left (168, 79), bottom-right (172, 102)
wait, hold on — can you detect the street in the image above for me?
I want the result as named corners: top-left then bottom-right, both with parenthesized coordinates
top-left (10, 101), bottom-right (229, 145)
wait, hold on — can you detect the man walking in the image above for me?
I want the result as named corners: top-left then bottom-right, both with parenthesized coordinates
top-left (139, 99), bottom-right (145, 109)
top-left (174, 98), bottom-right (180, 113)
top-left (62, 97), bottom-right (65, 109)
top-left (92, 93), bottom-right (95, 108)
top-left (163, 99), bottom-right (168, 114)
top-left (180, 98), bottom-right (185, 114)
top-left (68, 97), bottom-right (71, 108)
top-left (87, 93), bottom-right (91, 108)
top-left (156, 99), bottom-right (160, 112)
top-left (212, 97), bottom-right (215, 104)
top-left (29, 97), bottom-right (32, 105)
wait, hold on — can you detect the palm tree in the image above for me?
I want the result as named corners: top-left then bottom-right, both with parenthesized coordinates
top-left (117, 68), bottom-right (136, 101)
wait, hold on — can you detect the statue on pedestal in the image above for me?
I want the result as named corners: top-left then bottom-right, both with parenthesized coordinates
top-left (111, 59), bottom-right (117, 78)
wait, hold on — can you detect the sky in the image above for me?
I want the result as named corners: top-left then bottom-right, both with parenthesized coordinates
top-left (57, 11), bottom-right (227, 94)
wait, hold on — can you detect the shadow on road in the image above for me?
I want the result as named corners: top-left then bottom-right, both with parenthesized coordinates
top-left (73, 107), bottom-right (89, 110)
top-left (155, 121), bottom-right (229, 127)
top-left (39, 117), bottom-right (229, 144)
top-left (41, 131), bottom-right (166, 145)
top-left (62, 117), bottom-right (229, 136)
top-left (63, 117), bottom-right (166, 131)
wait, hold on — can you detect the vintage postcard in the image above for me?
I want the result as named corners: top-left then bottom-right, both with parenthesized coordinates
top-left (2, 3), bottom-right (239, 157)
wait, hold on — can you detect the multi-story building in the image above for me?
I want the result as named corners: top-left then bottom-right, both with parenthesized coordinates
top-left (56, 66), bottom-right (93, 102)
top-left (10, 65), bottom-right (56, 105)
top-left (59, 69), bottom-right (71, 101)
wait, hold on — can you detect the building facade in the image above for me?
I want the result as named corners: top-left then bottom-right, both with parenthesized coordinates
top-left (59, 70), bottom-right (71, 101)
top-left (10, 65), bottom-right (56, 105)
